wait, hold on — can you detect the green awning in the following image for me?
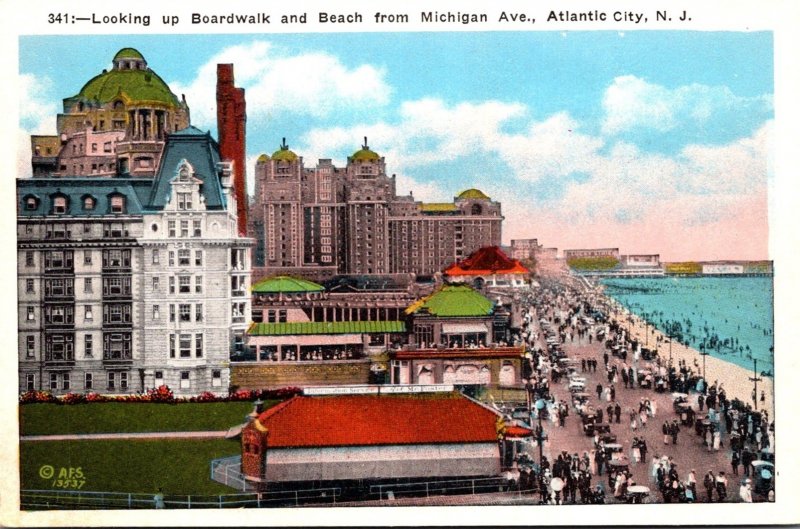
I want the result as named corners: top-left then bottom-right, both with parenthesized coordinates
top-left (248, 321), bottom-right (406, 336)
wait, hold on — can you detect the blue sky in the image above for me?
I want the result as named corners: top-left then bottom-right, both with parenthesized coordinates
top-left (18, 32), bottom-right (774, 260)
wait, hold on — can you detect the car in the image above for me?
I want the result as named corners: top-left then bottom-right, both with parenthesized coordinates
top-left (751, 460), bottom-right (775, 502)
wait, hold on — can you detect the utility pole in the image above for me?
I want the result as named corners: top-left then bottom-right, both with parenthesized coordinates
top-left (749, 359), bottom-right (762, 411)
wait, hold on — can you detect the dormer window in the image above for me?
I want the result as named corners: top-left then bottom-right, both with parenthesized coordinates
top-left (53, 196), bottom-right (68, 214)
top-left (83, 196), bottom-right (96, 210)
top-left (110, 195), bottom-right (125, 214)
top-left (24, 196), bottom-right (39, 211)
top-left (178, 164), bottom-right (191, 182)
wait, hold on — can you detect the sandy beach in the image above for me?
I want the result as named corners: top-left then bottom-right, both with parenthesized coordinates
top-left (598, 290), bottom-right (774, 415)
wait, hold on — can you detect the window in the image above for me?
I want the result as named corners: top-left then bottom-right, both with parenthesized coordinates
top-left (27, 307), bottom-right (35, 321)
top-left (50, 372), bottom-right (58, 390)
top-left (110, 195), bottom-right (125, 213)
top-left (62, 372), bottom-right (70, 391)
top-left (179, 304), bottom-right (191, 322)
top-left (84, 305), bottom-right (93, 321)
top-left (193, 220), bottom-right (201, 237)
top-left (53, 196), bottom-right (67, 214)
top-left (25, 278), bottom-right (34, 293)
top-left (26, 336), bottom-right (35, 358)
top-left (278, 310), bottom-right (287, 323)
top-left (180, 371), bottom-right (190, 389)
top-left (267, 310), bottom-right (276, 323)
top-left (107, 372), bottom-right (116, 390)
top-left (153, 305), bottom-right (160, 320)
top-left (25, 251), bottom-right (34, 267)
top-left (152, 276), bottom-right (160, 290)
top-left (180, 220), bottom-right (189, 238)
top-left (120, 372), bottom-right (128, 390)
top-left (45, 335), bottom-right (74, 362)
top-left (104, 333), bottom-right (131, 360)
top-left (195, 276), bottom-right (202, 294)
top-left (84, 278), bottom-right (93, 293)
top-left (169, 334), bottom-right (175, 358)
top-left (155, 370), bottom-right (164, 385)
top-left (168, 251), bottom-right (175, 266)
top-left (169, 276), bottom-right (175, 294)
top-left (85, 334), bottom-right (93, 357)
top-left (103, 142), bottom-right (112, 153)
top-left (178, 249), bottom-right (190, 266)
top-left (168, 220), bottom-right (176, 238)
top-left (85, 373), bottom-right (93, 390)
top-left (25, 196), bottom-right (38, 211)
top-left (195, 303), bottom-right (203, 322)
top-left (84, 196), bottom-right (95, 210)
top-left (195, 250), bottom-right (202, 266)
top-left (179, 334), bottom-right (192, 357)
top-left (195, 334), bottom-right (203, 357)
top-left (178, 193), bottom-right (192, 210)
top-left (84, 250), bottom-right (92, 265)
top-left (179, 276), bottom-right (191, 293)
top-left (27, 374), bottom-right (35, 391)
top-left (91, 143), bottom-right (97, 153)
top-left (212, 369), bottom-right (222, 387)
top-left (170, 304), bottom-right (175, 322)
top-left (152, 249), bottom-right (160, 265)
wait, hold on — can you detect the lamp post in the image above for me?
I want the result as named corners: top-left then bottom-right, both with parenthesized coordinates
top-left (749, 359), bottom-right (762, 411)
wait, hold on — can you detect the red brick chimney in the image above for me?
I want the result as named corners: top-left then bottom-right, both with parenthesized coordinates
top-left (216, 64), bottom-right (247, 236)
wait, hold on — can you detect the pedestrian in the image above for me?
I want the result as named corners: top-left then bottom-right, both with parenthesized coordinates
top-left (596, 383), bottom-right (603, 400)
top-left (639, 438), bottom-right (648, 463)
top-left (671, 420), bottom-right (680, 444)
top-left (631, 438), bottom-right (641, 463)
top-left (651, 455), bottom-right (660, 483)
top-left (603, 351), bottom-right (609, 366)
top-left (687, 469), bottom-right (697, 499)
top-left (614, 402), bottom-right (622, 424)
top-left (663, 420), bottom-right (670, 445)
top-left (630, 410), bottom-right (638, 431)
top-left (703, 470), bottom-right (715, 502)
top-left (715, 471), bottom-right (728, 502)
top-left (154, 487), bottom-right (165, 509)
top-left (639, 408), bottom-right (648, 429)
top-left (739, 478), bottom-right (753, 503)
top-left (610, 384), bottom-right (616, 401)
top-left (698, 393), bottom-right (705, 412)
top-left (713, 429), bottom-right (721, 451)
top-left (581, 358), bottom-right (587, 372)
top-left (606, 404), bottom-right (613, 422)
top-left (731, 451), bottom-right (740, 476)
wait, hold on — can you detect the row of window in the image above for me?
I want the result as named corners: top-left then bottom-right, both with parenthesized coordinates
top-left (30, 332), bottom-right (133, 362)
top-left (152, 248), bottom-right (203, 267)
top-left (166, 219), bottom-right (202, 238)
top-left (36, 277), bottom-right (132, 298)
top-left (164, 303), bottom-right (204, 323)
top-left (23, 194), bottom-right (126, 214)
top-left (24, 369), bottom-right (223, 392)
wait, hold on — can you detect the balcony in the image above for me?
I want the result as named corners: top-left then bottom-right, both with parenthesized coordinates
top-left (102, 353), bottom-right (133, 366)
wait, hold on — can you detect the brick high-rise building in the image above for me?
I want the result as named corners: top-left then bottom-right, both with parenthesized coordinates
top-left (252, 139), bottom-right (503, 277)
top-left (216, 64), bottom-right (248, 236)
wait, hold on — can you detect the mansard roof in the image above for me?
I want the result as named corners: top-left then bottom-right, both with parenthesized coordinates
top-left (18, 178), bottom-right (150, 217)
top-left (145, 126), bottom-right (226, 210)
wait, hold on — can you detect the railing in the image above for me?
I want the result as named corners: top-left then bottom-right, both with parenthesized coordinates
top-left (21, 487), bottom-right (342, 510)
top-left (210, 456), bottom-right (249, 492)
top-left (369, 476), bottom-right (512, 500)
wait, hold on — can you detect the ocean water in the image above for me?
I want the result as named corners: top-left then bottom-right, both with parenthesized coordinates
top-left (599, 276), bottom-right (774, 376)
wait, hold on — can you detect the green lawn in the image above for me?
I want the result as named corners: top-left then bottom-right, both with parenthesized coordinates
top-left (20, 401), bottom-right (276, 436)
top-left (20, 438), bottom-right (240, 495)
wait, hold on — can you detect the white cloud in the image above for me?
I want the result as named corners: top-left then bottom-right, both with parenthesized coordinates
top-left (18, 73), bottom-right (58, 177)
top-left (601, 75), bottom-right (771, 136)
top-left (170, 41), bottom-right (391, 131)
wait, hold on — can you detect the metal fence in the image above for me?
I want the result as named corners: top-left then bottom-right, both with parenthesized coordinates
top-left (210, 455), bottom-right (250, 491)
top-left (20, 487), bottom-right (342, 511)
top-left (369, 476), bottom-right (516, 500)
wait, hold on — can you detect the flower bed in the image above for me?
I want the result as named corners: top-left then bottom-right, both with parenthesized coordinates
top-left (19, 386), bottom-right (301, 405)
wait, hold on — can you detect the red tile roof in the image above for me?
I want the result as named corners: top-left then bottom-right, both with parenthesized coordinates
top-left (444, 246), bottom-right (529, 276)
top-left (252, 393), bottom-right (501, 448)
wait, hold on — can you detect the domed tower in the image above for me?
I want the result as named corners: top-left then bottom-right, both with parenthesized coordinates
top-left (343, 138), bottom-right (392, 275)
top-left (262, 140), bottom-right (304, 269)
top-left (32, 48), bottom-right (191, 177)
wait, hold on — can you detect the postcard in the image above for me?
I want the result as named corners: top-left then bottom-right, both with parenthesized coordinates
top-left (1, 0), bottom-right (798, 526)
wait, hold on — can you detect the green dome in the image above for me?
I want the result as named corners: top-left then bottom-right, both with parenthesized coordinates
top-left (272, 138), bottom-right (298, 162)
top-left (256, 153), bottom-right (270, 163)
top-left (114, 47), bottom-right (145, 61)
top-left (75, 68), bottom-right (181, 107)
top-left (350, 137), bottom-right (380, 162)
top-left (252, 276), bottom-right (324, 294)
top-left (457, 188), bottom-right (490, 200)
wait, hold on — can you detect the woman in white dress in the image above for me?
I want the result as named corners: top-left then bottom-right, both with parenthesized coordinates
top-left (648, 399), bottom-right (657, 418)
top-left (712, 429), bottom-right (721, 451)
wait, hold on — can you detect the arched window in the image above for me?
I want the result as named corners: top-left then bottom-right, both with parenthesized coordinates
top-left (23, 195), bottom-right (39, 211)
top-left (471, 204), bottom-right (483, 215)
top-left (83, 196), bottom-right (96, 210)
